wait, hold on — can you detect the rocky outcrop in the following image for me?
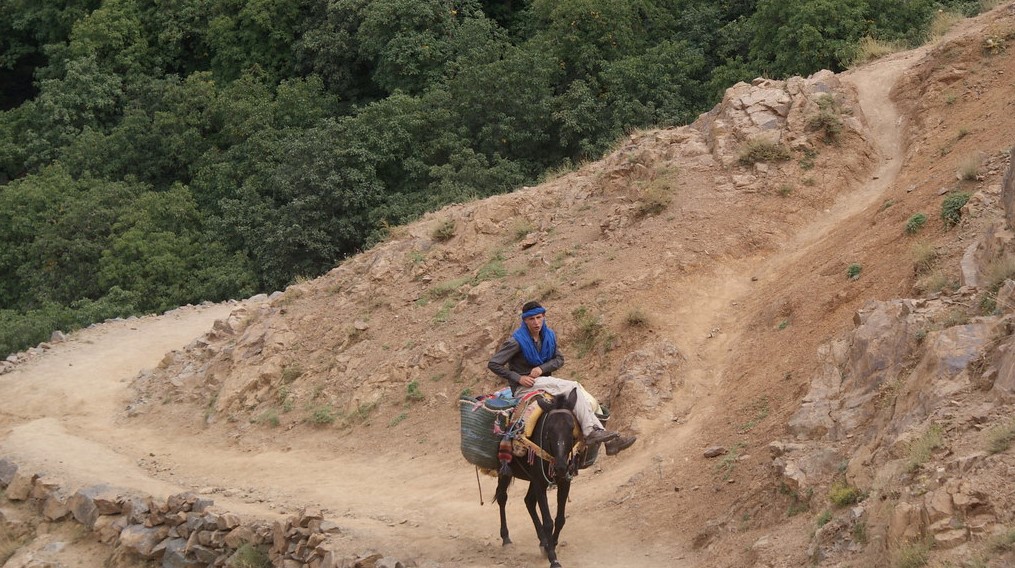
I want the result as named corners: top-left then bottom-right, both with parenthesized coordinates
top-left (609, 341), bottom-right (684, 418)
top-left (694, 70), bottom-right (866, 169)
top-left (0, 457), bottom-right (418, 568)
top-left (772, 277), bottom-right (1015, 560)
top-left (1002, 146), bottom-right (1015, 228)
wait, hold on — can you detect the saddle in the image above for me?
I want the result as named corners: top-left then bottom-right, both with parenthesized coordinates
top-left (459, 388), bottom-right (603, 474)
top-left (486, 389), bottom-right (592, 476)
top-left (506, 391), bottom-right (580, 458)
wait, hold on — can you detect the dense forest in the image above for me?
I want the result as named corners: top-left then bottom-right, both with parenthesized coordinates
top-left (0, 0), bottom-right (994, 356)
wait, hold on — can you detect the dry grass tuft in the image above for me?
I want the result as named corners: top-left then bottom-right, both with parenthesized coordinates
top-left (738, 138), bottom-right (791, 166)
top-left (850, 36), bottom-right (907, 66)
top-left (911, 242), bottom-right (938, 275)
top-left (983, 255), bottom-right (1015, 292)
top-left (986, 420), bottom-right (1015, 454)
top-left (0, 523), bottom-right (24, 565)
top-left (929, 11), bottom-right (966, 40)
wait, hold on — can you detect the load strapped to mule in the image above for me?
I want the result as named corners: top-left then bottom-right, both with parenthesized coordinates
top-left (459, 387), bottom-right (607, 475)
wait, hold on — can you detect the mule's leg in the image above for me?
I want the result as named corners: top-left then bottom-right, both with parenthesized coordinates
top-left (495, 475), bottom-right (513, 546)
top-left (550, 479), bottom-right (570, 549)
top-left (531, 483), bottom-right (561, 566)
top-left (523, 483), bottom-right (549, 553)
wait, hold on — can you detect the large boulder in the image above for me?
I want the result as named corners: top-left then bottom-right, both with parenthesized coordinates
top-left (68, 485), bottom-right (128, 527)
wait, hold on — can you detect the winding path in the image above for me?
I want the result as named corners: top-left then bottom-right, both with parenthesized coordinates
top-left (0, 40), bottom-right (939, 567)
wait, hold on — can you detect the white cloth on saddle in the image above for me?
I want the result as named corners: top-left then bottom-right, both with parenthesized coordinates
top-left (513, 376), bottom-right (604, 436)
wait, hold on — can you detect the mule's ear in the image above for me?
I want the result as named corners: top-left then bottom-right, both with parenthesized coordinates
top-left (537, 395), bottom-right (554, 412)
top-left (565, 388), bottom-right (578, 410)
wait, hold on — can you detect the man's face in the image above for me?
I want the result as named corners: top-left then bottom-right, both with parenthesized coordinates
top-left (524, 313), bottom-right (544, 336)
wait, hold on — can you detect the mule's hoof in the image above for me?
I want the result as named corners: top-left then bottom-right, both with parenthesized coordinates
top-left (550, 562), bottom-right (562, 568)
top-left (502, 538), bottom-right (512, 546)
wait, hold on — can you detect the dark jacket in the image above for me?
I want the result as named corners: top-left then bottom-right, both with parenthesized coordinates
top-left (487, 335), bottom-right (565, 393)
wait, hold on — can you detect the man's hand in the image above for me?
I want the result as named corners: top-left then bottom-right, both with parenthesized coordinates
top-left (519, 375), bottom-right (537, 388)
top-left (530, 366), bottom-right (543, 378)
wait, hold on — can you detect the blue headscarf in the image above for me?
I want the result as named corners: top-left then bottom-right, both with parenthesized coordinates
top-left (512, 306), bottom-right (557, 366)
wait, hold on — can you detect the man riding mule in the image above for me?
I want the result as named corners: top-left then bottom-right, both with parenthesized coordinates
top-left (492, 389), bottom-right (585, 568)
top-left (488, 301), bottom-right (636, 456)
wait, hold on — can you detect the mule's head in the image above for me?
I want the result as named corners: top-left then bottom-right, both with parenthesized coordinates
top-left (537, 389), bottom-right (579, 479)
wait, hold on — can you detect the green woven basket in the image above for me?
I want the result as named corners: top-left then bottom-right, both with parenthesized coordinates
top-left (459, 397), bottom-right (504, 470)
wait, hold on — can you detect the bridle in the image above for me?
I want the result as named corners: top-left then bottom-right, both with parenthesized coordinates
top-left (538, 408), bottom-right (581, 484)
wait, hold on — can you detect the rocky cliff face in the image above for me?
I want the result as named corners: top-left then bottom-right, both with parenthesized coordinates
top-left (769, 149), bottom-right (1015, 565)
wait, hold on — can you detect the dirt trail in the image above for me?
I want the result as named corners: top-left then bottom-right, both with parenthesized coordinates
top-left (0, 41), bottom-right (937, 568)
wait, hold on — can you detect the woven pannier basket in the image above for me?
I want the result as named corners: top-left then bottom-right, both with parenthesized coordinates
top-left (459, 397), bottom-right (504, 470)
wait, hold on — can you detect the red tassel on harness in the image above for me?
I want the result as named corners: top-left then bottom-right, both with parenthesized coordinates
top-left (497, 437), bottom-right (513, 475)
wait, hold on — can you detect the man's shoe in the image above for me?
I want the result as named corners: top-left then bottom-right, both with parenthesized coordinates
top-left (584, 428), bottom-right (620, 445)
top-left (604, 435), bottom-right (637, 456)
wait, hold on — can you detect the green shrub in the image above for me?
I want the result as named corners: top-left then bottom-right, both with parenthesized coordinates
top-left (847, 263), bottom-right (862, 280)
top-left (714, 443), bottom-right (745, 481)
top-left (347, 401), bottom-right (377, 425)
top-left (635, 184), bottom-right (672, 217)
top-left (907, 424), bottom-right (944, 471)
top-left (852, 521), bottom-right (868, 544)
top-left (817, 510), bottom-right (832, 527)
top-left (905, 213), bottom-right (927, 234)
top-left (406, 380), bottom-right (424, 402)
top-left (0, 288), bottom-right (138, 359)
top-left (799, 147), bottom-right (817, 170)
top-left (309, 405), bottom-right (336, 425)
top-left (983, 33), bottom-right (1007, 55)
top-left (891, 540), bottom-right (930, 568)
top-left (624, 308), bottom-right (649, 327)
top-left (571, 306), bottom-right (613, 357)
top-left (228, 543), bottom-right (271, 568)
top-left (255, 409), bottom-right (280, 428)
top-left (426, 277), bottom-right (470, 301)
top-left (738, 138), bottom-right (791, 166)
top-left (511, 221), bottom-right (534, 242)
top-left (785, 486), bottom-right (812, 517)
top-left (988, 527), bottom-right (1015, 552)
top-left (919, 270), bottom-right (955, 294)
top-left (941, 192), bottom-right (971, 227)
top-left (476, 253), bottom-right (507, 281)
top-left (388, 412), bottom-right (408, 427)
top-left (433, 300), bottom-right (454, 324)
top-left (808, 108), bottom-right (844, 145)
top-left (828, 481), bottom-right (864, 507)
top-left (986, 420), bottom-right (1015, 454)
top-left (432, 219), bottom-right (456, 242)
top-left (280, 364), bottom-right (304, 384)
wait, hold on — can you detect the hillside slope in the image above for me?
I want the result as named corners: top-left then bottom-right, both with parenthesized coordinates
top-left (2, 4), bottom-right (1015, 567)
